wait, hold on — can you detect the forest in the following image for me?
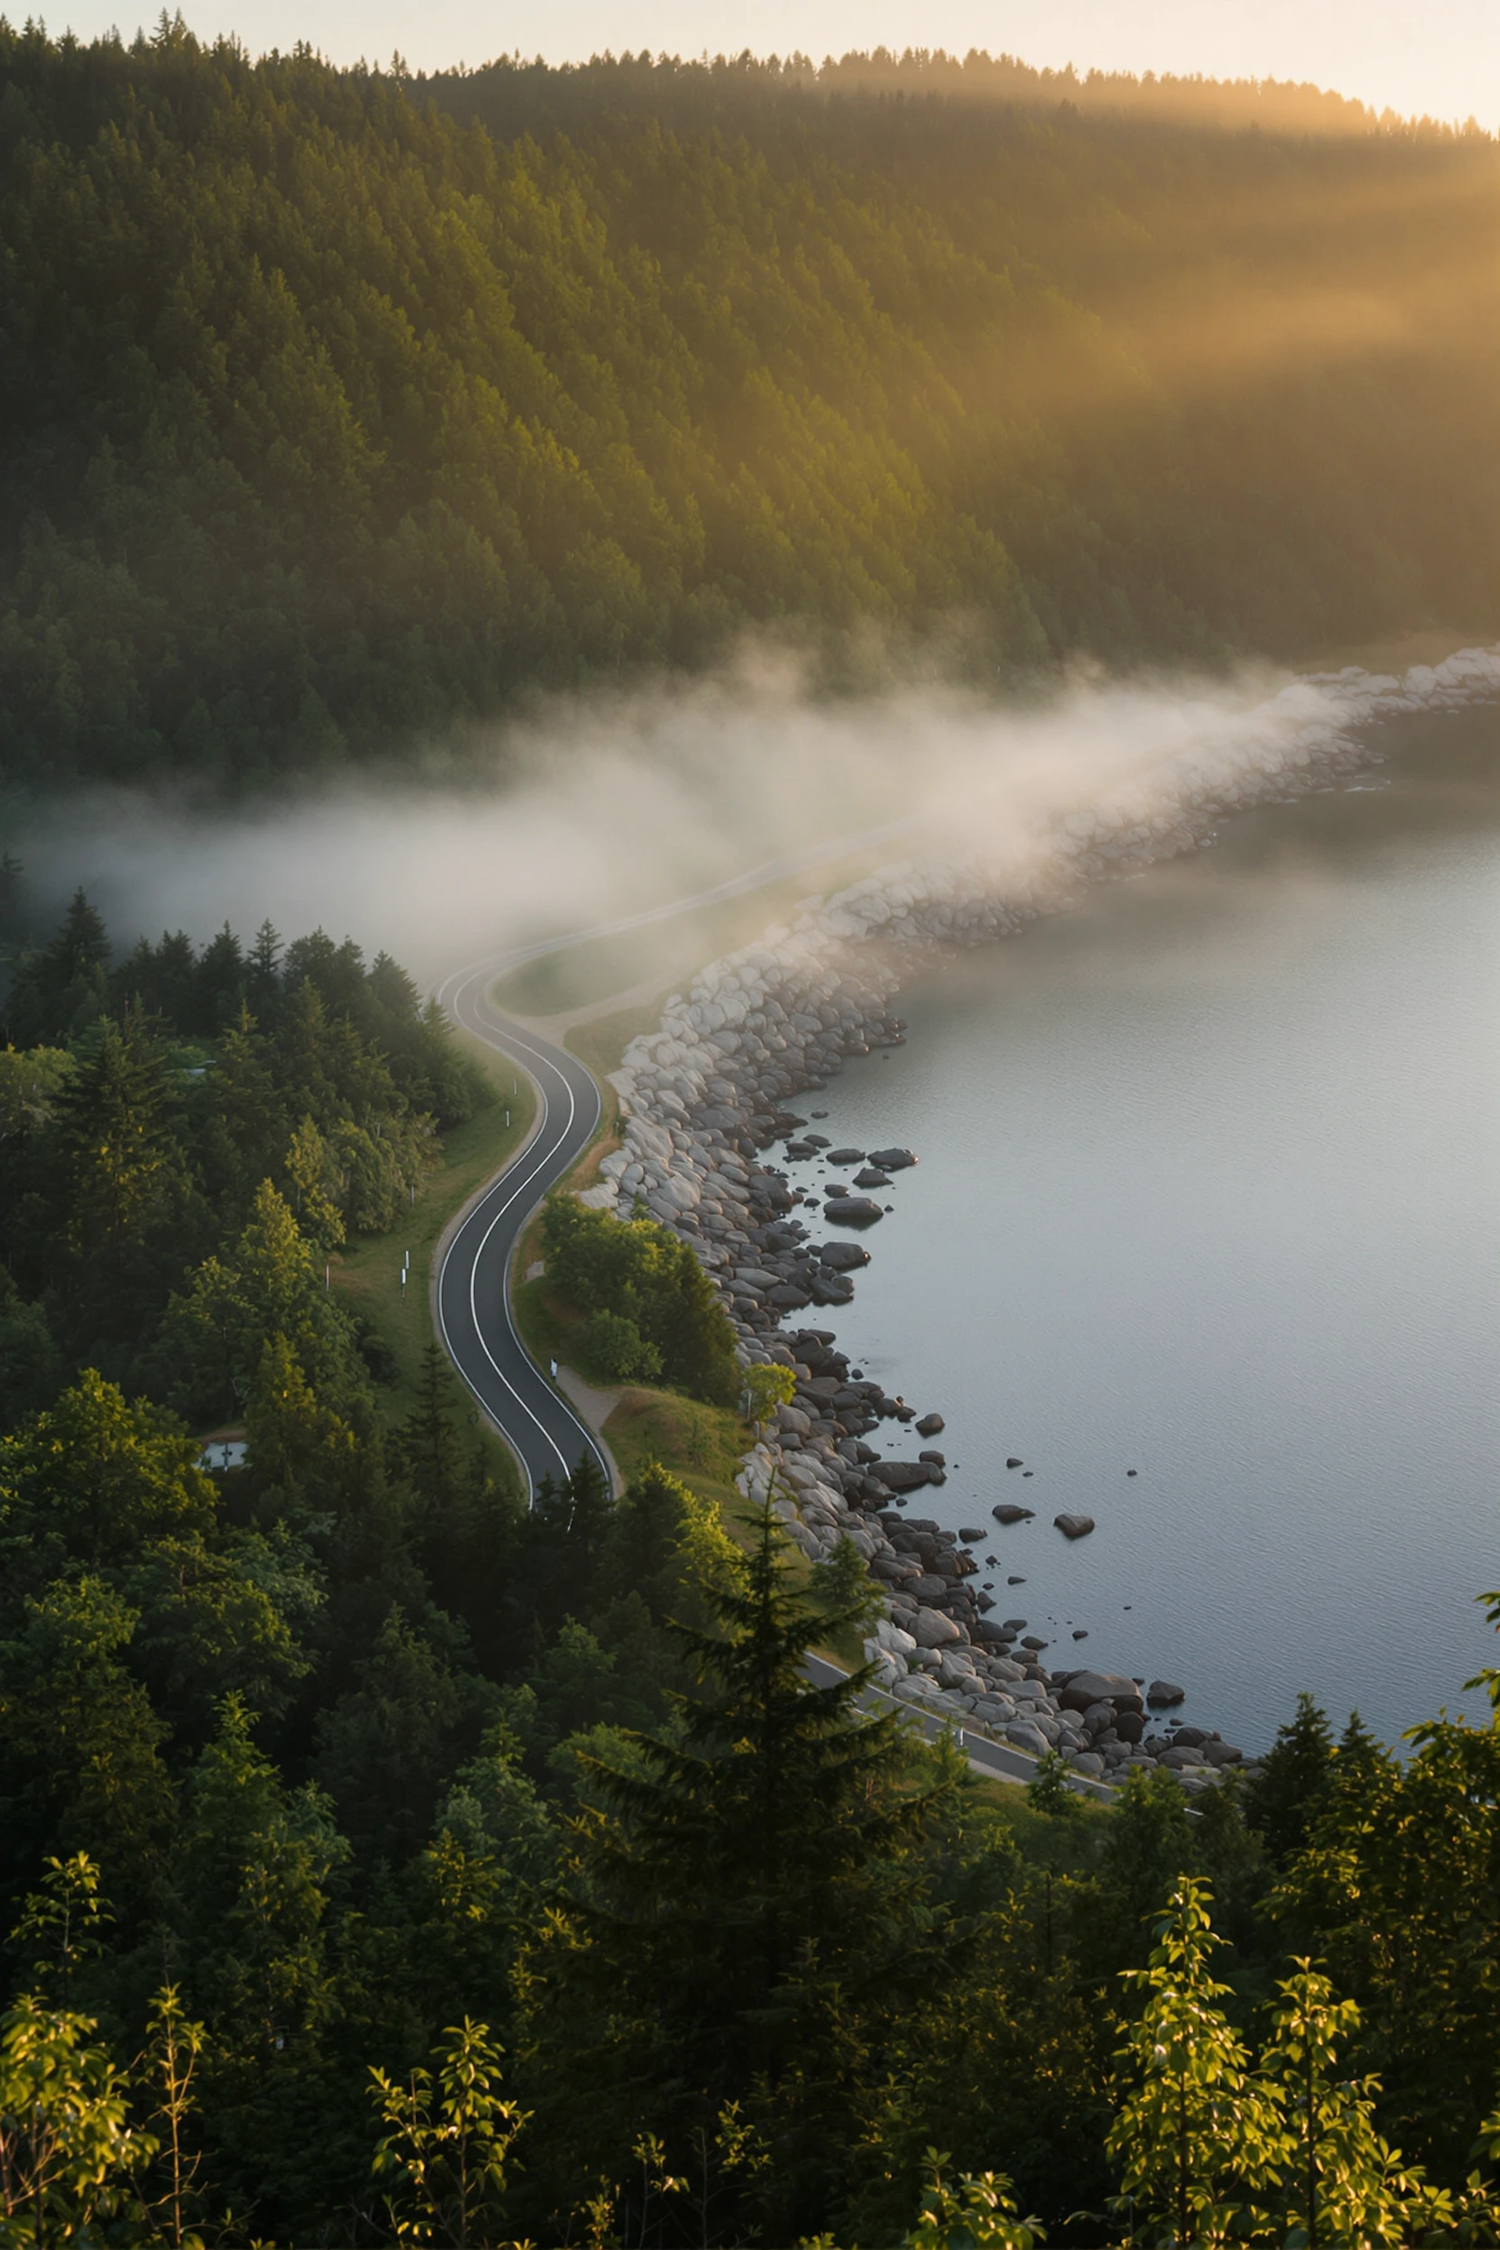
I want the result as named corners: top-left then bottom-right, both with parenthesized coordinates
top-left (7, 888), bottom-right (1500, 2243)
top-left (1, 21), bottom-right (1497, 790)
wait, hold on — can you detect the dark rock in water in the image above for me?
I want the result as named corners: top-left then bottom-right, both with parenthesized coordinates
top-left (804, 1133), bottom-right (831, 1148)
top-left (854, 1168), bottom-right (892, 1189)
top-left (1072, 1629), bottom-right (1089, 1640)
top-left (826, 1146), bottom-right (865, 1165)
top-left (871, 1459), bottom-right (939, 1492)
top-left (992, 1504), bottom-right (1034, 1525)
top-left (784, 1140), bottom-right (818, 1160)
top-left (1054, 1513), bottom-right (1095, 1540)
top-left (1007, 1574), bottom-right (1026, 1585)
top-left (1172, 1725), bottom-right (1207, 1748)
top-left (824, 1196), bottom-right (884, 1227)
top-left (806, 1272), bottom-right (854, 1305)
top-left (958, 1526), bottom-right (985, 1542)
top-left (868, 1146), bottom-right (918, 1169)
top-left (767, 1283), bottom-right (812, 1309)
top-left (1148, 1680), bottom-right (1187, 1708)
top-left (1003, 1617), bottom-right (1028, 1632)
top-left (1127, 1469), bottom-right (1138, 1477)
top-left (916, 1412), bottom-right (946, 1437)
top-left (1059, 1670), bottom-right (1144, 1715)
top-left (1022, 1470), bottom-right (1034, 1477)
top-left (1021, 1634), bottom-right (1048, 1651)
top-left (817, 1240), bottom-right (871, 1271)
top-left (1006, 1457), bottom-right (1024, 1469)
top-left (976, 1590), bottom-right (995, 1610)
top-left (976, 1620), bottom-right (1012, 1645)
top-left (918, 1449), bottom-right (946, 1468)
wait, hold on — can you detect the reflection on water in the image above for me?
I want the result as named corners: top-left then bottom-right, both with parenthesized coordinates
top-left (795, 706), bottom-right (1500, 1751)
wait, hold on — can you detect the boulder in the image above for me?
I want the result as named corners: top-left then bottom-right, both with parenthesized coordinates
top-left (916, 1412), bottom-right (946, 1437)
top-left (992, 1504), bottom-right (1035, 1526)
top-left (919, 1449), bottom-right (946, 1468)
top-left (910, 1608), bottom-right (962, 1649)
top-left (1067, 1750), bottom-right (1106, 1778)
top-left (872, 1460), bottom-right (939, 1492)
top-left (958, 1527), bottom-right (985, 1543)
top-left (826, 1147), bottom-right (865, 1165)
top-left (909, 1574), bottom-right (950, 1601)
top-left (1201, 1739), bottom-right (1243, 1767)
top-left (1054, 1513), bottom-right (1096, 1540)
top-left (817, 1240), bottom-right (871, 1271)
top-left (1006, 1720), bottom-right (1051, 1757)
top-left (1114, 1710), bottom-right (1145, 1746)
top-left (823, 1197), bottom-right (884, 1227)
top-left (1147, 1680), bottom-right (1187, 1707)
top-left (854, 1169), bottom-right (891, 1189)
top-left (1171, 1726), bottom-right (1207, 1749)
top-left (1006, 1457), bottom-right (1024, 1469)
top-left (868, 1147), bottom-right (918, 1169)
top-left (1058, 1670), bottom-right (1145, 1716)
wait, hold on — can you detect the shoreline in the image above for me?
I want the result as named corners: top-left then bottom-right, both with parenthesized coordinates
top-left (576, 647), bottom-right (1500, 1792)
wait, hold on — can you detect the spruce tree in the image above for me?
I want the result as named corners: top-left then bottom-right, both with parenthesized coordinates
top-left (1244, 1690), bottom-right (1335, 1866)
top-left (531, 1500), bottom-right (953, 2237)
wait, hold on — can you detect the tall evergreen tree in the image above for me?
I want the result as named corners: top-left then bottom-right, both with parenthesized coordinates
top-left (1244, 1690), bottom-right (1335, 1867)
top-left (524, 1500), bottom-right (954, 2238)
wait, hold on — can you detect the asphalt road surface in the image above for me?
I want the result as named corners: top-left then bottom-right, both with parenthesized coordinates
top-left (434, 956), bottom-right (614, 1502)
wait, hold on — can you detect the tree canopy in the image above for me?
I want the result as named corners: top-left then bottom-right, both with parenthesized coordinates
top-left (2, 21), bottom-right (1495, 791)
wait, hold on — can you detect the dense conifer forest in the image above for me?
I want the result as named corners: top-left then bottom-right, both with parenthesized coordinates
top-left (6, 898), bottom-right (1500, 2242)
top-left (1, 20), bottom-right (1497, 790)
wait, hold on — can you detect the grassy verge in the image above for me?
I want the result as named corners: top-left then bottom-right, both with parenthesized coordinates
top-left (565, 1001), bottom-right (667, 1084)
top-left (332, 1034), bottom-right (537, 1463)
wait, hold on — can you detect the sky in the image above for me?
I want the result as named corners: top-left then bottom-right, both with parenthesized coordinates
top-left (45, 0), bottom-right (1500, 129)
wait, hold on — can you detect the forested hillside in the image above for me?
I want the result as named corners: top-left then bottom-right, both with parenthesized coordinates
top-left (1, 20), bottom-right (1496, 790)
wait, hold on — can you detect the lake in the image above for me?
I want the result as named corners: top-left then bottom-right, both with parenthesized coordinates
top-left (785, 704), bottom-right (1500, 1751)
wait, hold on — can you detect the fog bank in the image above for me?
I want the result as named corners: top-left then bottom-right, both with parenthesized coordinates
top-left (15, 651), bottom-right (1500, 989)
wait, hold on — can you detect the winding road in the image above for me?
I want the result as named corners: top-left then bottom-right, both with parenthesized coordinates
top-left (433, 959), bottom-right (614, 1502)
top-left (432, 818), bottom-right (916, 1500)
top-left (433, 849), bottom-right (1100, 1797)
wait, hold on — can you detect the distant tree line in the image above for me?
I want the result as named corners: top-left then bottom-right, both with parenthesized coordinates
top-left (1, 20), bottom-right (1496, 791)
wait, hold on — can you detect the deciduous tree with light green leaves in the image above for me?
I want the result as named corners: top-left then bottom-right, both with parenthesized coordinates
top-left (1106, 1877), bottom-right (1285, 2249)
top-left (369, 2017), bottom-right (527, 2249)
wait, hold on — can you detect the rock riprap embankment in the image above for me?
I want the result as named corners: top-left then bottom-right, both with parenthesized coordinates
top-left (570, 650), bottom-right (1500, 1790)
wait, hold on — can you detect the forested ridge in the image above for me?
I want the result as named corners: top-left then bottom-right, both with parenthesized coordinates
top-left (2, 20), bottom-right (1497, 791)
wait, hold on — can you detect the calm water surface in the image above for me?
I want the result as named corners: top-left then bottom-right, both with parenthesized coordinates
top-left (792, 707), bottom-right (1500, 1751)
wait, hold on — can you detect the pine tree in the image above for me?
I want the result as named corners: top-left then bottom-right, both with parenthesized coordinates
top-left (1244, 1691), bottom-right (1335, 1866)
top-left (532, 1500), bottom-right (953, 2235)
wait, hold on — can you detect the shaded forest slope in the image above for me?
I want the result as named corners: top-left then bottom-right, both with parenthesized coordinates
top-left (2, 22), bottom-right (1496, 790)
